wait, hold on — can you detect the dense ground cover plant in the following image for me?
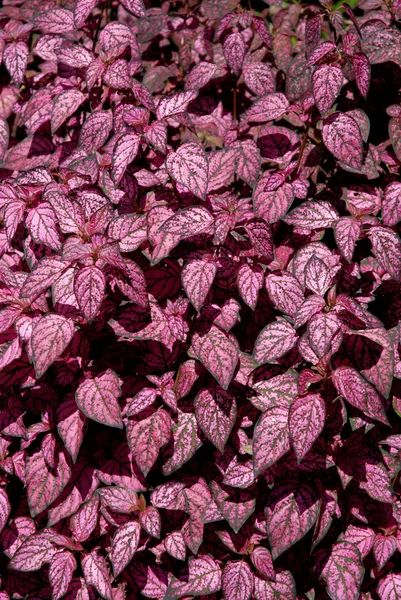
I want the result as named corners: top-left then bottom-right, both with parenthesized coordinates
top-left (2, 0), bottom-right (401, 597)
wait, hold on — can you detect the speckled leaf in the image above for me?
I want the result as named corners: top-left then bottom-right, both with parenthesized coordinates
top-left (308, 313), bottom-right (341, 358)
top-left (252, 369), bottom-right (298, 411)
top-left (322, 113), bottom-right (363, 168)
top-left (254, 571), bottom-right (296, 600)
top-left (238, 263), bottom-right (263, 310)
top-left (75, 369), bottom-right (123, 429)
top-left (354, 52), bottom-right (371, 99)
top-left (250, 546), bottom-right (274, 581)
top-left (304, 255), bottom-right (332, 296)
top-left (191, 325), bottom-right (239, 390)
top-left (0, 487), bottom-right (10, 534)
top-left (285, 201), bottom-right (338, 230)
top-left (383, 182), bottom-right (401, 226)
top-left (223, 31), bottom-right (246, 75)
top-left (195, 387), bottom-right (236, 452)
top-left (0, 119), bottom-right (9, 161)
top-left (160, 206), bottom-right (213, 240)
top-left (33, 9), bottom-right (75, 33)
top-left (243, 63), bottom-right (276, 96)
top-left (51, 90), bottom-right (86, 134)
top-left (266, 273), bottom-right (303, 318)
top-left (166, 144), bottom-right (208, 199)
top-left (185, 62), bottom-right (217, 90)
top-left (110, 521), bottom-right (141, 577)
top-left (373, 534), bottom-right (396, 570)
top-left (243, 93), bottom-right (289, 124)
top-left (20, 257), bottom-right (70, 299)
top-left (210, 481), bottom-right (255, 534)
top-left (81, 551), bottom-right (113, 600)
top-left (182, 260), bottom-right (216, 311)
top-left (8, 533), bottom-right (56, 571)
top-left (74, 266), bottom-right (105, 322)
top-left (289, 393), bottom-right (325, 462)
top-left (156, 91), bottom-right (197, 120)
top-left (25, 447), bottom-right (71, 517)
top-left (351, 327), bottom-right (394, 399)
top-left (222, 561), bottom-right (254, 600)
top-left (79, 110), bottom-right (113, 154)
top-left (334, 217), bottom-right (361, 261)
top-left (165, 532), bottom-right (186, 560)
top-left (127, 409), bottom-right (171, 476)
top-left (31, 314), bottom-right (75, 378)
top-left (377, 573), bottom-right (401, 600)
top-left (112, 133), bottom-right (140, 184)
top-left (49, 551), bottom-right (76, 600)
top-left (162, 412), bottom-right (201, 476)
top-left (369, 226), bottom-right (401, 280)
top-left (57, 395), bottom-right (86, 463)
top-left (321, 541), bottom-right (364, 600)
top-left (312, 64), bottom-right (343, 113)
top-left (253, 406), bottom-right (290, 476)
top-left (253, 319), bottom-right (298, 365)
top-left (332, 366), bottom-right (388, 424)
top-left (166, 555), bottom-right (222, 598)
top-left (3, 42), bottom-right (29, 86)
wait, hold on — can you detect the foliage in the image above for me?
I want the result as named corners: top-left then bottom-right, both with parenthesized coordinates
top-left (1, 0), bottom-right (401, 598)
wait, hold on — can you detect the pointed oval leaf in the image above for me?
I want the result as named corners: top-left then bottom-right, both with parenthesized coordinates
top-left (0, 487), bottom-right (10, 534)
top-left (322, 112), bottom-right (363, 168)
top-left (162, 412), bottom-right (202, 476)
top-left (79, 110), bottom-right (113, 154)
top-left (266, 273), bottom-right (304, 318)
top-left (49, 551), bottom-right (77, 600)
top-left (160, 206), bottom-right (214, 240)
top-left (81, 551), bottom-right (113, 600)
top-left (332, 366), bottom-right (388, 424)
top-left (237, 264), bottom-right (264, 311)
top-left (253, 406), bottom-right (290, 476)
top-left (334, 217), bottom-right (361, 261)
top-left (110, 521), bottom-right (141, 577)
top-left (289, 393), bottom-right (325, 462)
top-left (377, 573), bottom-right (401, 600)
top-left (9, 534), bottom-right (56, 571)
top-left (195, 387), bottom-right (236, 452)
top-left (165, 532), bottom-right (186, 560)
top-left (127, 409), bottom-right (171, 476)
top-left (222, 561), bottom-right (254, 600)
top-left (191, 325), bottom-right (239, 390)
top-left (74, 266), bottom-right (106, 321)
top-left (321, 541), bottom-right (364, 600)
top-left (312, 64), bottom-right (343, 113)
top-left (253, 320), bottom-right (298, 365)
top-left (31, 315), bottom-right (75, 379)
top-left (156, 91), bottom-right (198, 120)
top-left (284, 200), bottom-right (338, 230)
top-left (75, 369), bottom-right (123, 429)
top-left (112, 133), bottom-right (140, 185)
top-left (369, 226), bottom-right (401, 281)
top-left (254, 571), bottom-right (296, 600)
top-left (166, 143), bottom-right (208, 199)
top-left (20, 257), bottom-right (70, 299)
top-left (243, 93), bottom-right (289, 124)
top-left (182, 260), bottom-right (216, 311)
top-left (26, 448), bottom-right (71, 517)
top-left (51, 90), bottom-right (86, 134)
top-left (0, 118), bottom-right (9, 162)
top-left (223, 31), bottom-right (246, 75)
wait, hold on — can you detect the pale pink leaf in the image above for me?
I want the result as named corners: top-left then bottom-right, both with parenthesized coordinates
top-left (185, 62), bottom-right (217, 90)
top-left (308, 313), bottom-right (341, 358)
top-left (74, 266), bottom-right (106, 322)
top-left (49, 551), bottom-right (77, 600)
top-left (112, 133), bottom-right (140, 185)
top-left (222, 561), bottom-right (254, 600)
top-left (74, 0), bottom-right (97, 27)
top-left (265, 273), bottom-right (303, 317)
top-left (243, 62), bottom-right (276, 96)
top-left (26, 448), bottom-right (71, 517)
top-left (20, 257), bottom-right (70, 299)
top-left (127, 409), bottom-right (171, 476)
top-left (253, 406), bottom-right (290, 476)
top-left (33, 9), bottom-right (75, 33)
top-left (243, 93), bottom-right (289, 124)
top-left (332, 366), bottom-right (388, 425)
top-left (254, 571), bottom-right (296, 600)
top-left (191, 325), bottom-right (239, 390)
top-left (195, 387), bottom-right (236, 452)
top-left (156, 91), bottom-right (197, 120)
top-left (237, 263), bottom-right (263, 311)
top-left (284, 200), bottom-right (338, 230)
top-left (289, 393), bottom-right (325, 462)
top-left (3, 42), bottom-right (29, 86)
top-left (27, 204), bottom-right (62, 252)
top-left (162, 412), bottom-right (202, 476)
top-left (377, 573), bottom-right (401, 600)
top-left (321, 541), bottom-right (364, 600)
top-left (81, 551), bottom-right (113, 600)
top-left (56, 396), bottom-right (86, 463)
top-left (110, 521), bottom-right (141, 577)
top-left (79, 110), bottom-right (113, 154)
top-left (166, 143), bottom-right (209, 200)
top-left (0, 118), bottom-right (9, 162)
top-left (223, 32), bottom-right (247, 75)
top-left (322, 112), bottom-right (363, 168)
top-left (8, 533), bottom-right (56, 571)
top-left (165, 532), bottom-right (186, 561)
top-left (312, 64), bottom-right (343, 113)
top-left (182, 260), bottom-right (216, 311)
top-left (31, 314), bottom-right (75, 378)
top-left (354, 52), bottom-right (371, 99)
top-left (51, 89), bottom-right (86, 134)
top-left (0, 487), bottom-right (10, 534)
top-left (75, 370), bottom-right (122, 429)
top-left (253, 319), bottom-right (298, 365)
top-left (334, 217), bottom-right (361, 261)
top-left (369, 226), bottom-right (401, 281)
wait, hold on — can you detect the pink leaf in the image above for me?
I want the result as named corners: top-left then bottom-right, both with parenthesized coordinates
top-left (27, 204), bottom-right (62, 252)
top-left (210, 480), bottom-right (255, 534)
top-left (3, 42), bottom-right (29, 86)
top-left (162, 412), bottom-right (202, 476)
top-left (253, 319), bottom-right (298, 365)
top-left (250, 546), bottom-right (275, 581)
top-left (312, 64), bottom-right (343, 113)
top-left (322, 112), bottom-right (363, 168)
top-left (243, 93), bottom-right (289, 124)
top-left (354, 52), bottom-right (371, 99)
top-left (334, 217), bottom-right (361, 261)
top-left (120, 0), bottom-right (146, 17)
top-left (182, 259), bottom-right (216, 311)
top-left (127, 409), bottom-right (171, 476)
top-left (195, 387), bottom-right (236, 452)
top-left (110, 521), bottom-right (141, 577)
top-left (75, 369), bottom-right (123, 429)
top-left (0, 118), bottom-right (9, 162)
top-left (265, 273), bottom-right (303, 317)
top-left (156, 91), bottom-right (197, 120)
top-left (243, 62), bottom-right (276, 96)
top-left (383, 182), bottom-right (401, 226)
top-left (308, 313), bottom-right (341, 357)
top-left (377, 573), bottom-right (401, 600)
top-left (0, 487), bottom-right (10, 534)
top-left (51, 89), bottom-right (86, 134)
top-left (78, 110), bottom-right (113, 154)
top-left (254, 571), bottom-right (296, 600)
top-left (20, 257), bottom-right (70, 299)
top-left (81, 550), bottom-right (113, 600)
top-left (74, 0), bottom-right (97, 27)
top-left (252, 369), bottom-right (298, 412)
top-left (33, 9), bottom-right (75, 33)
top-left (8, 533), bottom-right (56, 571)
top-left (139, 506), bottom-right (161, 538)
top-left (253, 406), bottom-right (290, 476)
top-left (369, 226), bottom-right (401, 280)
top-left (49, 551), bottom-right (77, 600)
top-left (26, 448), bottom-right (71, 517)
top-left (31, 314), bottom-right (75, 378)
top-left (74, 266), bottom-right (106, 321)
top-left (332, 366), bottom-right (388, 425)
top-left (167, 555), bottom-right (222, 597)
top-left (57, 395), bottom-right (86, 463)
top-left (284, 200), bottom-right (338, 230)
top-left (191, 325), bottom-right (239, 390)
top-left (222, 561), bottom-right (254, 600)
top-left (143, 120), bottom-right (167, 154)
top-left (321, 541), bottom-right (364, 600)
top-left (112, 133), bottom-right (140, 185)
top-left (289, 393), bottom-right (325, 462)
top-left (223, 32), bottom-right (247, 75)
top-left (373, 534), bottom-right (396, 570)
top-left (185, 62), bottom-right (217, 90)
top-left (165, 532), bottom-right (186, 560)
top-left (238, 263), bottom-right (264, 311)
top-left (166, 143), bottom-right (209, 199)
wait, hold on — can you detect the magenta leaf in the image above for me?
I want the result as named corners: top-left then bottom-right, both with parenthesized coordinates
top-left (377, 573), bottom-right (401, 600)
top-left (243, 63), bottom-right (275, 96)
top-left (289, 393), bottom-right (325, 462)
top-left (0, 119), bottom-right (9, 162)
top-left (373, 534), bottom-right (396, 570)
top-left (3, 42), bottom-right (29, 86)
top-left (139, 506), bottom-right (161, 538)
top-left (33, 8), bottom-right (75, 33)
top-left (49, 551), bottom-right (77, 600)
top-left (222, 561), bottom-right (254, 600)
top-left (322, 112), bottom-right (363, 168)
top-left (165, 532), bottom-right (186, 561)
top-left (191, 325), bottom-right (239, 390)
top-left (304, 255), bottom-right (332, 296)
top-left (74, 266), bottom-right (106, 322)
top-left (354, 52), bottom-right (371, 99)
top-left (250, 546), bottom-right (274, 581)
top-left (252, 369), bottom-right (298, 412)
top-left (26, 447), bottom-right (71, 517)
top-left (166, 143), bottom-right (208, 199)
top-left (0, 488), bottom-right (10, 535)
top-left (369, 226), bottom-right (401, 281)
top-left (127, 409), bottom-right (171, 476)
top-left (74, 0), bottom-right (97, 27)
top-left (334, 217), bottom-right (361, 261)
top-left (82, 550), bottom-right (113, 600)
top-left (20, 257), bottom-right (70, 299)
top-left (182, 259), bottom-right (216, 311)
top-left (51, 90), bottom-right (86, 134)
top-left (79, 110), bottom-right (113, 154)
top-left (31, 314), bottom-right (75, 379)
top-left (312, 64), bottom-right (343, 113)
top-left (284, 200), bottom-right (338, 230)
top-left (166, 555), bottom-right (222, 598)
top-left (8, 533), bottom-right (56, 571)
top-left (160, 206), bottom-right (214, 240)
top-left (162, 411), bottom-right (201, 476)
top-left (112, 133), bottom-right (140, 185)
top-left (253, 406), bottom-right (290, 476)
top-left (223, 32), bottom-right (246, 75)
top-left (308, 313), bottom-right (341, 357)
top-left (185, 62), bottom-right (217, 90)
top-left (265, 273), bottom-right (303, 318)
top-left (57, 395), bottom-right (86, 463)
top-left (253, 319), bottom-right (298, 365)
top-left (195, 387), bottom-right (236, 452)
top-left (332, 366), bottom-right (388, 424)
top-left (321, 541), bottom-right (364, 600)
top-left (75, 369), bottom-right (123, 429)
top-left (156, 91), bottom-right (197, 120)
top-left (237, 264), bottom-right (264, 311)
top-left (265, 481), bottom-right (320, 559)
top-left (243, 93), bottom-right (289, 124)
top-left (110, 521), bottom-right (141, 577)
top-left (254, 571), bottom-right (296, 600)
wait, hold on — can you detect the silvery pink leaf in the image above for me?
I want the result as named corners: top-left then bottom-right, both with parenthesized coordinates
top-left (334, 217), bottom-right (361, 261)
top-left (265, 481), bottom-right (320, 559)
top-left (44, 187), bottom-right (83, 235)
top-left (143, 121), bottom-right (167, 154)
top-left (254, 571), bottom-right (296, 600)
top-left (99, 22), bottom-right (138, 60)
top-left (79, 110), bottom-right (113, 154)
top-left (191, 325), bottom-right (239, 390)
top-left (74, 266), bottom-right (105, 322)
top-left (0, 487), bottom-right (10, 534)
top-left (3, 42), bottom-right (29, 86)
top-left (312, 64), bottom-right (343, 114)
top-left (56, 45), bottom-right (94, 68)
top-left (210, 480), bottom-right (255, 534)
top-left (389, 116), bottom-right (401, 161)
top-left (139, 506), bottom-right (161, 538)
top-left (49, 551), bottom-right (76, 600)
top-left (231, 139), bottom-right (261, 188)
top-left (126, 387), bottom-right (157, 417)
top-left (127, 409), bottom-right (171, 476)
top-left (237, 263), bottom-right (263, 311)
top-left (253, 319), bottom-right (298, 365)
top-left (166, 143), bottom-right (208, 200)
top-left (377, 573), bottom-right (401, 600)
top-left (369, 226), bottom-right (401, 281)
top-left (166, 555), bottom-right (221, 598)
top-left (243, 93), bottom-right (289, 124)
top-left (182, 259), bottom-right (216, 311)
top-left (20, 257), bottom-right (70, 299)
top-left (304, 255), bottom-right (332, 296)
top-left (284, 200), bottom-right (338, 230)
top-left (74, 0), bottom-right (97, 27)
top-left (383, 182), bottom-right (401, 226)
top-left (250, 546), bottom-right (274, 581)
top-left (265, 273), bottom-right (303, 318)
top-left (305, 11), bottom-right (322, 55)
top-left (174, 360), bottom-right (200, 400)
top-left (339, 525), bottom-right (375, 559)
top-left (195, 387), bottom-right (236, 452)
top-left (165, 532), bottom-right (186, 560)
top-left (354, 52), bottom-right (371, 99)
top-left (31, 314), bottom-right (75, 379)
top-left (110, 521), bottom-right (141, 577)
top-left (244, 220), bottom-right (274, 259)
top-left (26, 204), bottom-right (62, 252)
top-left (0, 119), bottom-right (9, 162)
top-left (253, 406), bottom-right (290, 476)
top-left (26, 447), bottom-right (71, 517)
top-left (252, 15), bottom-right (272, 47)
top-left (207, 148), bottom-right (239, 192)
top-left (162, 412), bottom-right (201, 476)
top-left (359, 460), bottom-right (394, 503)
top-left (33, 9), bottom-right (75, 33)
top-left (181, 513), bottom-right (204, 556)
top-left (185, 62), bottom-right (217, 90)
top-left (109, 214), bottom-right (147, 253)
top-left (252, 369), bottom-right (298, 411)
top-left (373, 534), bottom-right (396, 570)
top-left (120, 0), bottom-right (146, 17)
top-left (156, 91), bottom-right (197, 120)
top-left (70, 498), bottom-right (98, 542)
top-left (321, 541), bottom-right (364, 600)
top-left (332, 366), bottom-right (388, 424)
top-left (243, 63), bottom-right (276, 96)
top-left (322, 112), bottom-right (363, 168)
top-left (308, 313), bottom-right (341, 357)
top-left (100, 486), bottom-right (138, 514)
top-left (0, 337), bottom-right (22, 371)
top-left (223, 32), bottom-right (247, 76)
top-left (75, 370), bottom-right (122, 429)
top-left (112, 133), bottom-right (140, 184)
top-left (57, 396), bottom-right (86, 463)
top-left (222, 561), bottom-right (254, 600)
top-left (81, 551), bottom-right (113, 600)
top-left (289, 393), bottom-right (325, 462)
top-left (150, 482), bottom-right (186, 510)
top-left (8, 533), bottom-right (56, 571)
top-left (129, 562), bottom-right (168, 598)
top-left (51, 90), bottom-right (86, 134)
top-left (350, 327), bottom-right (394, 399)
top-left (222, 458), bottom-right (254, 489)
